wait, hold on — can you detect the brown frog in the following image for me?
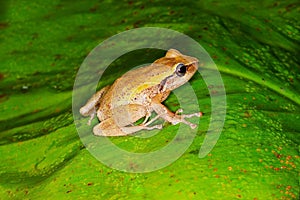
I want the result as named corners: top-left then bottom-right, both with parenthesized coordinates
top-left (80, 49), bottom-right (201, 136)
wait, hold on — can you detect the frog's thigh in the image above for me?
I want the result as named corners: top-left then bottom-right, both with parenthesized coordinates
top-left (110, 104), bottom-right (148, 127)
top-left (79, 85), bottom-right (110, 116)
top-left (93, 117), bottom-right (162, 136)
top-left (93, 104), bottom-right (149, 136)
top-left (93, 118), bottom-right (125, 136)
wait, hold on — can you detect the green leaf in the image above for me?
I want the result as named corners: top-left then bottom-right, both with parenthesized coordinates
top-left (0, 0), bottom-right (299, 199)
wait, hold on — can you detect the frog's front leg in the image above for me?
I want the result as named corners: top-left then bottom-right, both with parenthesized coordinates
top-left (93, 118), bottom-right (162, 136)
top-left (79, 85), bottom-right (110, 125)
top-left (150, 99), bottom-right (202, 129)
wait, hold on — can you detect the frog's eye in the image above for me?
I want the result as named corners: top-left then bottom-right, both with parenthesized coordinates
top-left (175, 63), bottom-right (187, 77)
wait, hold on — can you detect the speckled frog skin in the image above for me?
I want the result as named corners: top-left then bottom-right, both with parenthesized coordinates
top-left (80, 49), bottom-right (201, 136)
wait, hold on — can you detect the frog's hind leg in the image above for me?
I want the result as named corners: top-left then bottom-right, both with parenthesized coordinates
top-left (121, 124), bottom-right (162, 136)
top-left (93, 118), bottom-right (162, 136)
top-left (79, 85), bottom-right (110, 125)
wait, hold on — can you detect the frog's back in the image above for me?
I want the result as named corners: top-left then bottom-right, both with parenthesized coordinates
top-left (108, 64), bottom-right (171, 106)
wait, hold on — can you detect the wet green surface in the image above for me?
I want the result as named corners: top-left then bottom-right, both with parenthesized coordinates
top-left (0, 0), bottom-right (299, 199)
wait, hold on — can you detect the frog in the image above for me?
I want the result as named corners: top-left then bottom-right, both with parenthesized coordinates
top-left (79, 49), bottom-right (202, 136)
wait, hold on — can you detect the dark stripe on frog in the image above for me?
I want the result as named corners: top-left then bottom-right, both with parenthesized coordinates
top-left (159, 74), bottom-right (175, 92)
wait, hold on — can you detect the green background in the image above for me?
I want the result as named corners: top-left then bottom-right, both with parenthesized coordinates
top-left (0, 0), bottom-right (299, 199)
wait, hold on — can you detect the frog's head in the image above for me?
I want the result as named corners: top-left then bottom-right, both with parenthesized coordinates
top-left (154, 49), bottom-right (199, 92)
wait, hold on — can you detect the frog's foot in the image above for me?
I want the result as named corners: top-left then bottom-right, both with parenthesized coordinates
top-left (87, 113), bottom-right (95, 126)
top-left (120, 124), bottom-right (163, 135)
top-left (175, 108), bottom-right (184, 115)
top-left (139, 124), bottom-right (163, 131)
top-left (172, 110), bottom-right (202, 129)
top-left (170, 116), bottom-right (197, 129)
top-left (151, 101), bottom-right (202, 129)
top-left (93, 118), bottom-right (163, 137)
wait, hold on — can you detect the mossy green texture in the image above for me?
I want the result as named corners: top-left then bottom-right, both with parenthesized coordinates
top-left (0, 0), bottom-right (299, 199)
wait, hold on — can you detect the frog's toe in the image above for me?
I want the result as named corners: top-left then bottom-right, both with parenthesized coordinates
top-left (145, 124), bottom-right (163, 130)
top-left (190, 123), bottom-right (197, 129)
top-left (181, 111), bottom-right (202, 119)
top-left (175, 108), bottom-right (183, 115)
top-left (87, 113), bottom-right (95, 126)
